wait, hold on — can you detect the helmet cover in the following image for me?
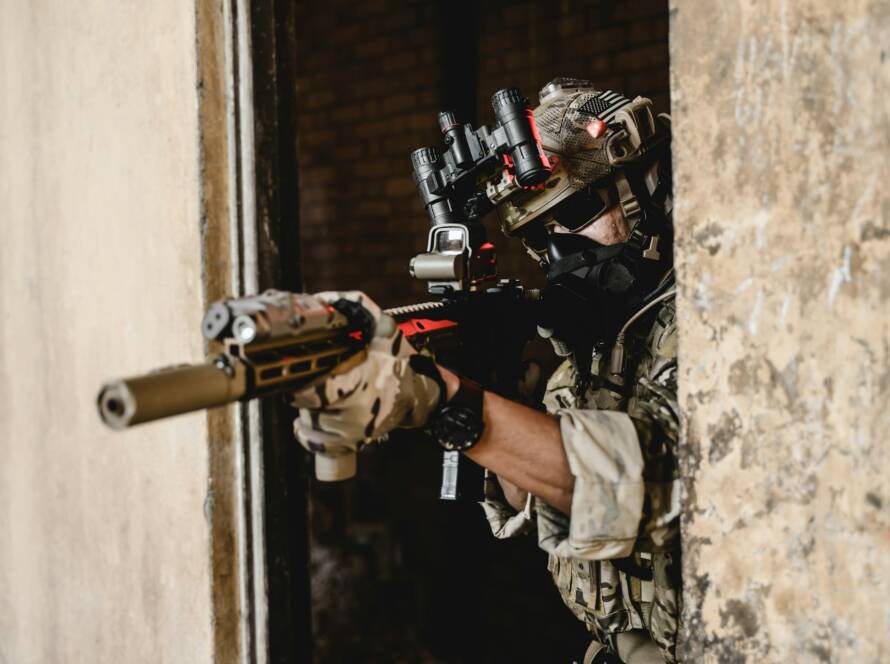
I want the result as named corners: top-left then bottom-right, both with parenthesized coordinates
top-left (491, 78), bottom-right (665, 239)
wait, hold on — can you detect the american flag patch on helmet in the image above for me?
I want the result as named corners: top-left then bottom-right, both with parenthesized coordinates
top-left (577, 90), bottom-right (632, 121)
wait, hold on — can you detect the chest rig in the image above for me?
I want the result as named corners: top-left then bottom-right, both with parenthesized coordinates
top-left (543, 296), bottom-right (680, 664)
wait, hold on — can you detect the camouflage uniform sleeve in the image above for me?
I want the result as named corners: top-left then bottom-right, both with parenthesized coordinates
top-left (534, 300), bottom-right (680, 559)
top-left (626, 306), bottom-right (681, 551)
top-left (535, 409), bottom-right (645, 559)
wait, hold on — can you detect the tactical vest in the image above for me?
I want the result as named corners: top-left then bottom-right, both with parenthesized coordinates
top-left (543, 298), bottom-right (680, 663)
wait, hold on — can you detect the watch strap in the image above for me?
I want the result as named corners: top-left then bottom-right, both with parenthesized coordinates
top-left (428, 373), bottom-right (486, 451)
top-left (449, 374), bottom-right (484, 412)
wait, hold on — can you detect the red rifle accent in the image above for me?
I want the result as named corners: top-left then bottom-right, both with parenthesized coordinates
top-left (398, 318), bottom-right (458, 338)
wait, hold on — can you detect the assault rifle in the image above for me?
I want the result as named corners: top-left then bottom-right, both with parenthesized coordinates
top-left (97, 223), bottom-right (539, 494)
top-left (99, 87), bottom-right (557, 495)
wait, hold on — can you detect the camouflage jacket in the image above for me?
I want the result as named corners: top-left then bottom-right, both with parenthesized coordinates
top-left (481, 297), bottom-right (680, 663)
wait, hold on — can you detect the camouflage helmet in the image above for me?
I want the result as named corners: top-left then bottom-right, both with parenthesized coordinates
top-left (486, 78), bottom-right (670, 246)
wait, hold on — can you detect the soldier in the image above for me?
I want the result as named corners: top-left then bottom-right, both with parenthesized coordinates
top-left (290, 79), bottom-right (679, 664)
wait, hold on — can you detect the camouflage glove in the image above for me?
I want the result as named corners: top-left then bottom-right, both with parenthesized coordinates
top-left (289, 291), bottom-right (444, 457)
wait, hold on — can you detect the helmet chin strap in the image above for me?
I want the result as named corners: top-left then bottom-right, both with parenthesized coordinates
top-left (615, 171), bottom-right (643, 233)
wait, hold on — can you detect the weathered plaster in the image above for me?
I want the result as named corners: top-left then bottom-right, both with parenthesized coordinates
top-left (0, 2), bottom-right (214, 662)
top-left (671, 0), bottom-right (890, 661)
top-left (195, 0), bottom-right (244, 660)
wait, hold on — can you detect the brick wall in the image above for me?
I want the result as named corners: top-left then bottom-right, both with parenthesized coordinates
top-left (296, 0), bottom-right (670, 307)
top-left (294, 2), bottom-right (444, 307)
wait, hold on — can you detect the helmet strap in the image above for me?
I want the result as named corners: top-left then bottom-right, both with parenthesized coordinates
top-left (615, 171), bottom-right (643, 233)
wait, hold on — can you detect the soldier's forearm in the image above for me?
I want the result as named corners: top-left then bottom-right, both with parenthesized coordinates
top-left (499, 476), bottom-right (530, 512)
top-left (437, 365), bottom-right (574, 515)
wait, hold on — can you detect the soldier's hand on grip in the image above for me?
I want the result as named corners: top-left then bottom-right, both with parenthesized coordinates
top-left (289, 291), bottom-right (443, 457)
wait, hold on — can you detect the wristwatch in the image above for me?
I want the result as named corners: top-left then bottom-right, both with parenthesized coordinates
top-left (427, 374), bottom-right (486, 451)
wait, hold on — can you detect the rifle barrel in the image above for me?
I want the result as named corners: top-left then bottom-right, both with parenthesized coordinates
top-left (97, 359), bottom-right (247, 430)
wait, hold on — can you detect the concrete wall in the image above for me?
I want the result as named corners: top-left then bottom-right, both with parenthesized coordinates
top-left (671, 0), bottom-right (890, 661)
top-left (0, 3), bottom-right (214, 662)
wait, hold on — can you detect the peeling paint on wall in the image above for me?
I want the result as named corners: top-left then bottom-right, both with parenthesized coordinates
top-left (671, 0), bottom-right (890, 661)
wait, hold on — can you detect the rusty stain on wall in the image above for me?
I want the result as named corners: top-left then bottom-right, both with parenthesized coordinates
top-left (671, 0), bottom-right (890, 661)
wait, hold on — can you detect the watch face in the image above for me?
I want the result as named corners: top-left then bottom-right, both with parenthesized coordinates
top-left (433, 404), bottom-right (485, 451)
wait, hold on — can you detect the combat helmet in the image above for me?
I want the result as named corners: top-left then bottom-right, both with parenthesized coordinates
top-left (408, 77), bottom-right (673, 351)
top-left (485, 77), bottom-right (672, 263)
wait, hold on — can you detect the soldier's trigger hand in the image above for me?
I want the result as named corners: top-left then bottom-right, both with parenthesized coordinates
top-left (289, 291), bottom-right (443, 456)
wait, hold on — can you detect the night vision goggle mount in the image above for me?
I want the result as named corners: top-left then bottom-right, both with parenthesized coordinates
top-left (409, 88), bottom-right (551, 295)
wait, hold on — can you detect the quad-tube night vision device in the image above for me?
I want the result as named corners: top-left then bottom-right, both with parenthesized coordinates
top-left (408, 87), bottom-right (551, 298)
top-left (410, 87), bottom-right (551, 229)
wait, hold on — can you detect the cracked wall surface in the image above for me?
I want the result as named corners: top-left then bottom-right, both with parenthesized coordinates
top-left (671, 0), bottom-right (890, 661)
